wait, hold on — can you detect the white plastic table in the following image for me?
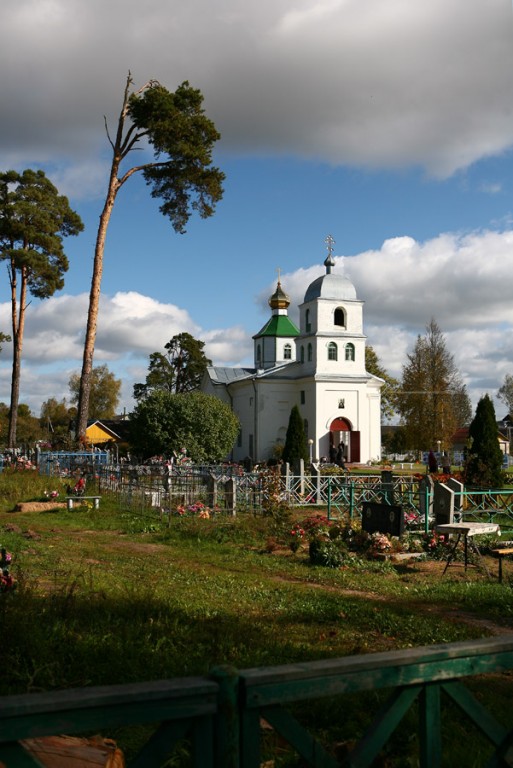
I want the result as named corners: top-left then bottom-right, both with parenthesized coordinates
top-left (435, 522), bottom-right (500, 578)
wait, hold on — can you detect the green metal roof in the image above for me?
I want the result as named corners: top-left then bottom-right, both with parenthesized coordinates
top-left (253, 315), bottom-right (300, 338)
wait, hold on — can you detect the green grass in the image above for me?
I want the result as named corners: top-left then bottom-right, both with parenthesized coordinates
top-left (2, 471), bottom-right (513, 765)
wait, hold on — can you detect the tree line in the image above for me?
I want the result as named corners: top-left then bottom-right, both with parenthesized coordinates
top-left (0, 73), bottom-right (510, 462)
top-left (0, 72), bottom-right (225, 449)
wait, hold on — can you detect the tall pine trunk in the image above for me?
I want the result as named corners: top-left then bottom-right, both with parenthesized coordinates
top-left (7, 265), bottom-right (27, 447)
top-left (75, 168), bottom-right (120, 442)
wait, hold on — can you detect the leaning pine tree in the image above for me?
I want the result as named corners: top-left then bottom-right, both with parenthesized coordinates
top-left (76, 73), bottom-right (224, 441)
top-left (464, 394), bottom-right (504, 488)
top-left (282, 405), bottom-right (309, 467)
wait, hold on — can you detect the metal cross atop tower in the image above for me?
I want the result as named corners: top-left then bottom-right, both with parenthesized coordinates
top-left (324, 234), bottom-right (336, 273)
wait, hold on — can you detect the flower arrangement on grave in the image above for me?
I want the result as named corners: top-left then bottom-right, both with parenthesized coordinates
top-left (0, 547), bottom-right (16, 594)
top-left (288, 523), bottom-right (306, 552)
top-left (175, 501), bottom-right (214, 518)
top-left (367, 532), bottom-right (393, 557)
top-left (174, 447), bottom-right (192, 466)
top-left (421, 531), bottom-right (451, 560)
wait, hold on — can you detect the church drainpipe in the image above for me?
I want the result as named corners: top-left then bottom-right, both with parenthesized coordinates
top-left (225, 384), bottom-right (235, 463)
top-left (251, 378), bottom-right (258, 462)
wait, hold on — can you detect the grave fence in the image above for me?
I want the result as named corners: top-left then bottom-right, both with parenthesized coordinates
top-left (38, 461), bottom-right (513, 530)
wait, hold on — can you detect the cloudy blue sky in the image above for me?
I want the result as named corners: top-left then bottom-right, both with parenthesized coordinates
top-left (1, 0), bottom-right (513, 421)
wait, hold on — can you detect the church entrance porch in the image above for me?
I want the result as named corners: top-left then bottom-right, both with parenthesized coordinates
top-left (329, 417), bottom-right (361, 464)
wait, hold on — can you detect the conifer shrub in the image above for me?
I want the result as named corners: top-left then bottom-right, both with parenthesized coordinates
top-left (282, 405), bottom-right (309, 468)
top-left (464, 394), bottom-right (505, 488)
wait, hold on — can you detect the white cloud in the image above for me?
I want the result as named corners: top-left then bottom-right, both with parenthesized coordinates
top-left (1, 0), bottom-right (512, 182)
top-left (2, 226), bottom-right (513, 418)
top-left (0, 291), bottom-right (250, 414)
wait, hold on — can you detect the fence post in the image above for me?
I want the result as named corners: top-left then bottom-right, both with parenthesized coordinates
top-left (327, 477), bottom-right (332, 519)
top-left (225, 478), bottom-right (236, 516)
top-left (207, 475), bottom-right (218, 509)
top-left (349, 480), bottom-right (355, 519)
top-left (210, 665), bottom-right (240, 768)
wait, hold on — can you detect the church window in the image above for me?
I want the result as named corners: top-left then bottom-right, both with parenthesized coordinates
top-left (283, 343), bottom-right (292, 360)
top-left (334, 307), bottom-right (345, 327)
top-left (237, 429), bottom-right (242, 447)
top-left (305, 308), bottom-right (311, 333)
top-left (345, 343), bottom-right (355, 361)
top-left (256, 344), bottom-right (261, 366)
top-left (328, 342), bottom-right (338, 361)
top-left (300, 346), bottom-right (305, 363)
top-left (300, 390), bottom-right (305, 405)
top-left (307, 343), bottom-right (312, 362)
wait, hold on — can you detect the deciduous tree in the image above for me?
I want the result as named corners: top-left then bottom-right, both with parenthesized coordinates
top-left (133, 332), bottom-right (212, 401)
top-left (365, 345), bottom-right (399, 422)
top-left (397, 319), bottom-right (471, 451)
top-left (464, 394), bottom-right (504, 488)
top-left (70, 365), bottom-right (121, 422)
top-left (0, 170), bottom-right (83, 447)
top-left (497, 374), bottom-right (513, 417)
top-left (40, 398), bottom-right (75, 447)
top-left (129, 390), bottom-right (239, 462)
top-left (76, 73), bottom-right (224, 440)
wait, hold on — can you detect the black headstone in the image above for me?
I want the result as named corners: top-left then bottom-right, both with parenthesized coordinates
top-left (361, 502), bottom-right (404, 537)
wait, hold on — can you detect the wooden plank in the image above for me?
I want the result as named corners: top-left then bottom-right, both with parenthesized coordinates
top-left (239, 710), bottom-right (261, 768)
top-left (129, 720), bottom-right (190, 768)
top-left (191, 715), bottom-right (214, 768)
top-left (442, 681), bottom-right (507, 746)
top-left (346, 686), bottom-right (422, 768)
top-left (242, 637), bottom-right (513, 685)
top-left (0, 679), bottom-right (218, 743)
top-left (419, 684), bottom-right (441, 768)
top-left (261, 705), bottom-right (338, 768)
top-left (241, 637), bottom-right (513, 706)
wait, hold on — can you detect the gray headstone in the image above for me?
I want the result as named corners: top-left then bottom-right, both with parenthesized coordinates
top-left (433, 482), bottom-right (454, 526)
top-left (446, 477), bottom-right (464, 518)
top-left (419, 475), bottom-right (434, 521)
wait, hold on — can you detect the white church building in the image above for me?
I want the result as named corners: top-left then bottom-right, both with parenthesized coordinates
top-left (202, 243), bottom-right (383, 464)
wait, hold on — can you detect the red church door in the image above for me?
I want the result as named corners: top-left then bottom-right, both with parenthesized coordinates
top-left (330, 418), bottom-right (361, 463)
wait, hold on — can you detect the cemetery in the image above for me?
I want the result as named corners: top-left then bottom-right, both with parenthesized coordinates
top-left (2, 448), bottom-right (513, 765)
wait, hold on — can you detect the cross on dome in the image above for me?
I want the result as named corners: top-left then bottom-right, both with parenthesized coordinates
top-left (324, 234), bottom-right (336, 274)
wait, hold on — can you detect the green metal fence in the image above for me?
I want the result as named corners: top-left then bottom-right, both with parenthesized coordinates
top-left (1, 636), bottom-right (513, 767)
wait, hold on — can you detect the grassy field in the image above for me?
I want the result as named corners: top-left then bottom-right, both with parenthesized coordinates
top-left (2, 470), bottom-right (513, 765)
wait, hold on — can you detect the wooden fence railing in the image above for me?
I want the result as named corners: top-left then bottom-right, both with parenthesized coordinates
top-left (1, 636), bottom-right (513, 767)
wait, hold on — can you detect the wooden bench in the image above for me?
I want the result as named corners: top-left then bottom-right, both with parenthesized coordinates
top-left (491, 547), bottom-right (513, 584)
top-left (66, 496), bottom-right (101, 511)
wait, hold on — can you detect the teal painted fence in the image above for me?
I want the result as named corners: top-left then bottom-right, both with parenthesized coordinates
top-left (1, 636), bottom-right (513, 767)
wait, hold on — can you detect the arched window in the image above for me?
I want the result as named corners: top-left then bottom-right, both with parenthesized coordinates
top-left (300, 346), bottom-right (305, 363)
top-left (305, 308), bottom-right (311, 333)
top-left (328, 342), bottom-right (338, 361)
top-left (334, 307), bottom-right (345, 327)
top-left (283, 343), bottom-right (292, 360)
top-left (307, 343), bottom-right (312, 362)
top-left (256, 344), bottom-right (261, 366)
top-left (345, 343), bottom-right (355, 361)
